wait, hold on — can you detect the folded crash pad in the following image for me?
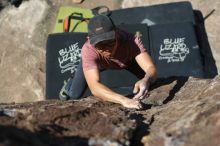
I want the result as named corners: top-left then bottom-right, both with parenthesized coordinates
top-left (110, 1), bottom-right (195, 26)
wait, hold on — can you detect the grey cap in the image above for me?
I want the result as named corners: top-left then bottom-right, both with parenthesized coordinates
top-left (88, 15), bottom-right (115, 46)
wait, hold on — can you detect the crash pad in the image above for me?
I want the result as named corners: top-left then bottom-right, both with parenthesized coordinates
top-left (46, 32), bottom-right (87, 98)
top-left (149, 22), bottom-right (204, 78)
top-left (110, 1), bottom-right (195, 26)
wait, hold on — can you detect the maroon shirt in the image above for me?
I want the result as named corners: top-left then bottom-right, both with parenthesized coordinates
top-left (81, 29), bottom-right (147, 71)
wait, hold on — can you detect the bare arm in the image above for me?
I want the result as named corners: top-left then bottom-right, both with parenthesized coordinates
top-left (133, 52), bottom-right (157, 99)
top-left (135, 52), bottom-right (157, 81)
top-left (84, 68), bottom-right (142, 109)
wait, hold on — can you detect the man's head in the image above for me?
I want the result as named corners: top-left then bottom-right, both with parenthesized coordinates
top-left (88, 14), bottom-right (116, 47)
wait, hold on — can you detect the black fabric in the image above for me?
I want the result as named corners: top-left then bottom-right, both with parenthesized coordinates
top-left (82, 69), bottom-right (140, 97)
top-left (149, 22), bottom-right (204, 78)
top-left (83, 61), bottom-right (145, 97)
top-left (193, 10), bottom-right (217, 78)
top-left (46, 32), bottom-right (87, 99)
top-left (110, 2), bottom-right (195, 26)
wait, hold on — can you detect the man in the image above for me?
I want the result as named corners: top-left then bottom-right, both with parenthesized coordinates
top-left (60, 14), bottom-right (157, 109)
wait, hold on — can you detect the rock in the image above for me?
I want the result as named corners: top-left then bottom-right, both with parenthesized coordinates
top-left (140, 76), bottom-right (220, 146)
top-left (0, 76), bottom-right (220, 145)
top-left (0, 0), bottom-right (220, 145)
top-left (72, 0), bottom-right (84, 4)
top-left (0, 0), bottom-right (48, 103)
top-left (0, 98), bottom-right (137, 145)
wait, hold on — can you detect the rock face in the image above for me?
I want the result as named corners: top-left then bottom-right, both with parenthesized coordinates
top-left (142, 76), bottom-right (220, 146)
top-left (0, 0), bottom-right (48, 103)
top-left (0, 76), bottom-right (220, 146)
top-left (0, 0), bottom-right (220, 146)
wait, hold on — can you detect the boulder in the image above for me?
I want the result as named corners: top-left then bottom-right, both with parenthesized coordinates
top-left (0, 76), bottom-right (220, 145)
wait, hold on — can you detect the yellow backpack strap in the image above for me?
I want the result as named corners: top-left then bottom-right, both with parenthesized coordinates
top-left (63, 12), bottom-right (85, 32)
top-left (64, 6), bottom-right (111, 32)
top-left (71, 18), bottom-right (90, 32)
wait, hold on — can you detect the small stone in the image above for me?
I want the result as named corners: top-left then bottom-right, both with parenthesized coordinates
top-left (72, 0), bottom-right (84, 4)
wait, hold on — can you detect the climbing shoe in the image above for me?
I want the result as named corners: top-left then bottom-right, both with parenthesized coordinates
top-left (59, 78), bottom-right (72, 100)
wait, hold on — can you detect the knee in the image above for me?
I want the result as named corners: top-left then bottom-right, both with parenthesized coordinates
top-left (68, 91), bottom-right (82, 100)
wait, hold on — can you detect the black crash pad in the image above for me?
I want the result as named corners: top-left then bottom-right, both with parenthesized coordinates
top-left (110, 2), bottom-right (195, 26)
top-left (46, 33), bottom-right (87, 99)
top-left (149, 22), bottom-right (204, 78)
